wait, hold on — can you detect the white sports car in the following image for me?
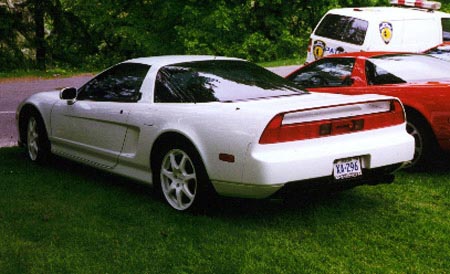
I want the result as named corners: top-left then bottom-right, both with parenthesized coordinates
top-left (16, 56), bottom-right (414, 211)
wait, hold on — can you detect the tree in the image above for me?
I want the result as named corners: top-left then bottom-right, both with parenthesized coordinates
top-left (32, 0), bottom-right (46, 70)
top-left (0, 0), bottom-right (67, 71)
top-left (1, 0), bottom-right (392, 71)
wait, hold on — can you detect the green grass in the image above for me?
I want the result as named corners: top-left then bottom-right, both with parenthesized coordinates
top-left (259, 57), bottom-right (306, 68)
top-left (1, 147), bottom-right (449, 273)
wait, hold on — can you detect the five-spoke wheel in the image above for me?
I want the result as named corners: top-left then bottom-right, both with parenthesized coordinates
top-left (160, 148), bottom-right (198, 211)
top-left (25, 112), bottom-right (50, 163)
top-left (27, 116), bottom-right (40, 161)
top-left (155, 140), bottom-right (212, 211)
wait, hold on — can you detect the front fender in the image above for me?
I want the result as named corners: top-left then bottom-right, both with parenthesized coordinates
top-left (16, 91), bottom-right (60, 145)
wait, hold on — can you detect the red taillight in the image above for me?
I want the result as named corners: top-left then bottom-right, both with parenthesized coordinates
top-left (259, 100), bottom-right (405, 144)
top-left (258, 114), bottom-right (284, 144)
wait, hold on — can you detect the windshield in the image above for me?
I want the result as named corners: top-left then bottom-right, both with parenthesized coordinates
top-left (366, 54), bottom-right (450, 85)
top-left (154, 60), bottom-right (307, 103)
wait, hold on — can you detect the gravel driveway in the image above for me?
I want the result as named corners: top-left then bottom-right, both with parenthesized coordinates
top-left (0, 75), bottom-right (92, 147)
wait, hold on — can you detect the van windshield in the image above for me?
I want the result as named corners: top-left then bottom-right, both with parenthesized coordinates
top-left (366, 54), bottom-right (450, 85)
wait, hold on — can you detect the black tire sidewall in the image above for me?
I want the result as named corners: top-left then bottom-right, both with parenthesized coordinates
top-left (406, 112), bottom-right (436, 170)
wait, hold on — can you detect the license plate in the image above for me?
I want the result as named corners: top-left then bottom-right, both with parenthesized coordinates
top-left (333, 157), bottom-right (362, 180)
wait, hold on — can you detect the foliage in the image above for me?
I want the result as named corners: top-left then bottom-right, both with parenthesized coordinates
top-left (442, 1), bottom-right (450, 12)
top-left (0, 5), bottom-right (32, 70)
top-left (0, 0), bottom-right (395, 71)
top-left (0, 147), bottom-right (450, 273)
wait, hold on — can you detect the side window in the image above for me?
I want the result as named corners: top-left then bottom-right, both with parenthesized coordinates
top-left (154, 66), bottom-right (217, 103)
top-left (365, 61), bottom-right (405, 85)
top-left (77, 63), bottom-right (150, 102)
top-left (315, 14), bottom-right (368, 45)
top-left (342, 18), bottom-right (368, 45)
top-left (442, 18), bottom-right (450, 42)
top-left (289, 58), bottom-right (355, 88)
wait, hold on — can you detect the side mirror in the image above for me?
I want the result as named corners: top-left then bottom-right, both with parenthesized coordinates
top-left (60, 87), bottom-right (77, 104)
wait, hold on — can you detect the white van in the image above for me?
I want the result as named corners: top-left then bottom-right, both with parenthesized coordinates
top-left (306, 0), bottom-right (450, 62)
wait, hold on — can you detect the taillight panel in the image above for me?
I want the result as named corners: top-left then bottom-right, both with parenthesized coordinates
top-left (259, 100), bottom-right (405, 144)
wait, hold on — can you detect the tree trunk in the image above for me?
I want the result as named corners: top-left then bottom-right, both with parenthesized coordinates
top-left (34, 0), bottom-right (45, 71)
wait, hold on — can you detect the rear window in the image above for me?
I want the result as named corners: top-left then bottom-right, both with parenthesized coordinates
top-left (442, 18), bottom-right (450, 41)
top-left (366, 54), bottom-right (450, 85)
top-left (315, 14), bottom-right (368, 45)
top-left (154, 60), bottom-right (306, 103)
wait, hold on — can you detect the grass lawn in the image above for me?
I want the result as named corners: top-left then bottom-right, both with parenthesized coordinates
top-left (0, 147), bottom-right (449, 273)
top-left (259, 57), bottom-right (305, 68)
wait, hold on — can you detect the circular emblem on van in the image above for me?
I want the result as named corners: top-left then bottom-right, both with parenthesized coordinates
top-left (379, 22), bottom-right (393, 44)
top-left (313, 40), bottom-right (326, 60)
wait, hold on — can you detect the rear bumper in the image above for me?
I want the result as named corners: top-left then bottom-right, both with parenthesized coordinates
top-left (211, 125), bottom-right (414, 198)
top-left (242, 126), bottom-right (414, 186)
top-left (275, 163), bottom-right (401, 197)
top-left (211, 163), bottom-right (403, 199)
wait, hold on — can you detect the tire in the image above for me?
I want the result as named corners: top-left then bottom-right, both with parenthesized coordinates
top-left (405, 112), bottom-right (435, 170)
top-left (154, 140), bottom-right (213, 211)
top-left (26, 112), bottom-right (50, 163)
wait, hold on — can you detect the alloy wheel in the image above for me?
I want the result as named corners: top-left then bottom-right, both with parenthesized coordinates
top-left (27, 116), bottom-right (39, 161)
top-left (160, 149), bottom-right (198, 211)
top-left (406, 121), bottom-right (424, 167)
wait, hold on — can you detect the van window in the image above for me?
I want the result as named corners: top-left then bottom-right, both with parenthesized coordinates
top-left (315, 14), bottom-right (368, 45)
top-left (442, 18), bottom-right (450, 41)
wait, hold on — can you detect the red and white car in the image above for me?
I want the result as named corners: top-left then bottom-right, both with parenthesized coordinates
top-left (287, 52), bottom-right (450, 169)
top-left (16, 56), bottom-right (413, 211)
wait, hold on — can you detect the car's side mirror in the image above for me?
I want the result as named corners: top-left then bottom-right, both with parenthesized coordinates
top-left (60, 87), bottom-right (77, 105)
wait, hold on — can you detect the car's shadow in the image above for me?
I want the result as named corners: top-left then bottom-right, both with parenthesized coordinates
top-left (435, 153), bottom-right (450, 172)
top-left (33, 152), bottom-right (375, 216)
top-left (410, 152), bottom-right (450, 174)
top-left (19, 149), bottom-right (450, 219)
